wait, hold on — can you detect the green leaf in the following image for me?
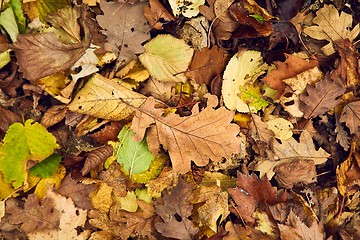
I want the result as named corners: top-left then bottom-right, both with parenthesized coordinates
top-left (29, 154), bottom-right (62, 178)
top-left (250, 14), bottom-right (264, 23)
top-left (130, 154), bottom-right (167, 183)
top-left (0, 7), bottom-right (19, 42)
top-left (239, 84), bottom-right (268, 112)
top-left (0, 50), bottom-right (11, 70)
top-left (0, 120), bottom-right (59, 188)
top-left (116, 127), bottom-right (155, 176)
top-left (10, 0), bottom-right (26, 33)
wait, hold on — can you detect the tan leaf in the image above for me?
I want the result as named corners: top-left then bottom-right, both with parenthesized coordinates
top-left (40, 105), bottom-right (67, 128)
top-left (131, 94), bottom-right (242, 173)
top-left (189, 186), bottom-right (229, 232)
top-left (339, 101), bottom-right (360, 137)
top-left (68, 74), bottom-right (147, 121)
top-left (249, 114), bottom-right (275, 156)
top-left (300, 73), bottom-right (345, 119)
top-left (140, 77), bottom-right (176, 102)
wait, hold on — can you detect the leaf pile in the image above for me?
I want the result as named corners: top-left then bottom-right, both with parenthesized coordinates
top-left (0, 0), bottom-right (360, 239)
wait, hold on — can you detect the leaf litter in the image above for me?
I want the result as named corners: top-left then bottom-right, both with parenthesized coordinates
top-left (0, 0), bottom-right (360, 239)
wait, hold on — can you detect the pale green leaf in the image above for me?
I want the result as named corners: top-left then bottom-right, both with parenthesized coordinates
top-left (116, 127), bottom-right (155, 176)
top-left (0, 7), bottom-right (19, 42)
top-left (139, 34), bottom-right (194, 82)
top-left (0, 120), bottom-right (59, 188)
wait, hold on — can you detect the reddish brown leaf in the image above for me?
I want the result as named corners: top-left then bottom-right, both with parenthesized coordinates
top-left (185, 46), bottom-right (228, 86)
top-left (340, 101), bottom-right (360, 137)
top-left (40, 105), bottom-right (67, 128)
top-left (143, 0), bottom-right (175, 30)
top-left (228, 172), bottom-right (287, 223)
top-left (300, 74), bottom-right (345, 119)
top-left (0, 106), bottom-right (22, 136)
top-left (88, 121), bottom-right (124, 145)
top-left (155, 177), bottom-right (199, 239)
top-left (81, 145), bottom-right (114, 176)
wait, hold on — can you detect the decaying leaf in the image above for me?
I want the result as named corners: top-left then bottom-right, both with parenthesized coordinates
top-left (303, 4), bottom-right (360, 56)
top-left (68, 74), bottom-right (147, 121)
top-left (253, 131), bottom-right (330, 179)
top-left (41, 105), bottom-right (67, 128)
top-left (155, 177), bottom-right (199, 239)
top-left (131, 94), bottom-right (242, 173)
top-left (339, 101), bottom-right (360, 137)
top-left (139, 34), bottom-right (194, 82)
top-left (97, 0), bottom-right (150, 61)
top-left (300, 74), bottom-right (345, 119)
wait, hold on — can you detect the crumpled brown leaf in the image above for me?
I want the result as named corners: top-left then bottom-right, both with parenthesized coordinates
top-left (40, 105), bottom-right (67, 128)
top-left (81, 145), bottom-right (113, 176)
top-left (131, 94), bottom-right (242, 173)
top-left (249, 114), bottom-right (275, 157)
top-left (300, 73), bottom-right (345, 119)
top-left (155, 177), bottom-right (199, 239)
top-left (143, 0), bottom-right (175, 30)
top-left (97, 0), bottom-right (150, 61)
top-left (339, 101), bottom-right (360, 137)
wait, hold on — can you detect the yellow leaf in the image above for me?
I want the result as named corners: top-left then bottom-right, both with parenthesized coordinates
top-left (139, 34), bottom-right (194, 82)
top-left (90, 182), bottom-right (113, 212)
top-left (34, 165), bottom-right (66, 199)
top-left (68, 73), bottom-right (147, 121)
top-left (266, 118), bottom-right (293, 140)
top-left (119, 191), bottom-right (138, 212)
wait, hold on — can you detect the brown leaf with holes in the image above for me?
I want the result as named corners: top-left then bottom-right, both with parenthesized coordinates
top-left (300, 73), bottom-right (345, 119)
top-left (131, 94), bottom-right (242, 173)
top-left (81, 145), bottom-right (114, 176)
top-left (6, 194), bottom-right (60, 233)
top-left (185, 46), bottom-right (228, 86)
top-left (155, 177), bottom-right (199, 239)
top-left (228, 172), bottom-right (287, 223)
top-left (340, 101), bottom-right (360, 137)
top-left (56, 174), bottom-right (97, 210)
top-left (262, 54), bottom-right (318, 98)
top-left (143, 0), bottom-right (175, 30)
top-left (40, 105), bottom-right (67, 128)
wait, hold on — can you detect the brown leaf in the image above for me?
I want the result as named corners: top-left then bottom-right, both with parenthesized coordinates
top-left (335, 119), bottom-right (350, 151)
top-left (228, 172), bottom-right (287, 223)
top-left (0, 63), bottom-right (22, 97)
top-left (89, 121), bottom-right (124, 145)
top-left (97, 0), bottom-right (150, 61)
top-left (262, 54), bottom-right (318, 98)
top-left (6, 194), bottom-right (60, 233)
top-left (340, 101), bottom-right (360, 137)
top-left (143, 0), bottom-right (175, 30)
top-left (81, 145), bottom-right (114, 176)
top-left (40, 105), bottom-right (67, 128)
top-left (249, 114), bottom-right (275, 156)
top-left (274, 159), bottom-right (317, 189)
top-left (0, 106), bottom-right (22, 136)
top-left (98, 162), bottom-right (127, 198)
top-left (300, 73), bottom-right (345, 119)
top-left (56, 174), bottom-right (97, 210)
top-left (185, 46), bottom-right (228, 86)
top-left (224, 222), bottom-right (275, 240)
top-left (155, 177), bottom-right (199, 239)
top-left (88, 210), bottom-right (123, 239)
top-left (278, 210), bottom-right (325, 240)
top-left (131, 94), bottom-right (242, 173)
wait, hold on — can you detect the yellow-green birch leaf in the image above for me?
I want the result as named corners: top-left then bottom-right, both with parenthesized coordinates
top-left (68, 73), bottom-right (147, 121)
top-left (139, 34), bottom-right (194, 82)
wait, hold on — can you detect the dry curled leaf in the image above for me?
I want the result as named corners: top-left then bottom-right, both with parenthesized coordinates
top-left (300, 74), bottom-right (345, 119)
top-left (249, 114), bottom-right (275, 156)
top-left (131, 94), bottom-right (242, 173)
top-left (143, 0), bottom-right (175, 30)
top-left (81, 145), bottom-right (113, 176)
top-left (41, 105), bottom-right (67, 128)
top-left (339, 101), bottom-right (360, 137)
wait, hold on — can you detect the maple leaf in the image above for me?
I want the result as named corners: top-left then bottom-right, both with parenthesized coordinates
top-left (6, 194), bottom-right (60, 233)
top-left (97, 0), bottom-right (150, 61)
top-left (131, 94), bottom-right (242, 173)
top-left (339, 101), bottom-right (360, 137)
top-left (68, 74), bottom-right (147, 121)
top-left (303, 4), bottom-right (360, 56)
top-left (155, 177), bottom-right (199, 239)
top-left (185, 46), bottom-right (228, 86)
top-left (262, 53), bottom-right (318, 98)
top-left (0, 120), bottom-right (59, 188)
top-left (278, 210), bottom-right (325, 240)
top-left (189, 185), bottom-right (229, 232)
top-left (253, 131), bottom-right (330, 179)
top-left (300, 73), bottom-right (345, 119)
top-left (143, 0), bottom-right (175, 30)
top-left (228, 172), bottom-right (287, 223)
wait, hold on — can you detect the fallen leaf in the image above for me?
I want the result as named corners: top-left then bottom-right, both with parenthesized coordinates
top-left (300, 73), bottom-right (345, 119)
top-left (249, 114), bottom-right (275, 156)
top-left (97, 0), bottom-right (150, 61)
top-left (189, 185), bottom-right (229, 232)
top-left (140, 77), bottom-right (176, 102)
top-left (89, 181), bottom-right (113, 212)
top-left (339, 101), bottom-right (360, 137)
top-left (224, 222), bottom-right (275, 240)
top-left (228, 172), bottom-right (287, 223)
top-left (185, 46), bottom-right (227, 86)
top-left (143, 0), bottom-right (175, 30)
top-left (146, 167), bottom-right (177, 197)
top-left (155, 177), bottom-right (199, 239)
top-left (303, 4), bottom-right (360, 56)
top-left (68, 74), bottom-right (147, 121)
top-left (131, 94), bottom-right (242, 173)
top-left (139, 34), bottom-right (194, 82)
top-left (81, 145), bottom-right (113, 176)
top-left (0, 105), bottom-right (22, 136)
top-left (98, 162), bottom-right (127, 198)
top-left (335, 119), bottom-right (350, 151)
top-left (0, 7), bottom-right (19, 43)
top-left (169, 0), bottom-right (204, 18)
top-left (266, 117), bottom-right (293, 140)
top-left (40, 105), bottom-right (67, 128)
top-left (178, 16), bottom-right (209, 50)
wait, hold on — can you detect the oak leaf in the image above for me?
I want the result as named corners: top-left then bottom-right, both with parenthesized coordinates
top-left (131, 94), bottom-right (242, 173)
top-left (68, 74), bottom-right (147, 121)
top-left (97, 0), bottom-right (150, 61)
top-left (300, 74), bottom-right (345, 119)
top-left (303, 4), bottom-right (360, 56)
top-left (155, 177), bottom-right (199, 239)
top-left (339, 101), bottom-right (360, 137)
